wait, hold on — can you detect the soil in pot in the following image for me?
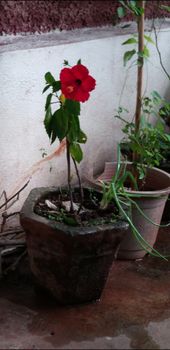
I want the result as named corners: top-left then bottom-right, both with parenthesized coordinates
top-left (21, 187), bottom-right (128, 305)
top-left (34, 187), bottom-right (120, 227)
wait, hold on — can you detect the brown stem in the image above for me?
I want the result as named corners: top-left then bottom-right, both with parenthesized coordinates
top-left (153, 19), bottom-right (170, 80)
top-left (132, 0), bottom-right (145, 186)
top-left (72, 157), bottom-right (84, 213)
top-left (66, 139), bottom-right (74, 212)
top-left (0, 180), bottom-right (30, 211)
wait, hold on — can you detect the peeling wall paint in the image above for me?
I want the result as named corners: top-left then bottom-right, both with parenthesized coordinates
top-left (0, 0), bottom-right (170, 35)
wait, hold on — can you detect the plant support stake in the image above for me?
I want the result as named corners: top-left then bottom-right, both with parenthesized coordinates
top-left (133, 0), bottom-right (145, 164)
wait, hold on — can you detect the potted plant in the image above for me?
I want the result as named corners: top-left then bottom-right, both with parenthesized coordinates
top-left (158, 99), bottom-right (170, 222)
top-left (88, 0), bottom-right (170, 260)
top-left (20, 60), bottom-right (129, 305)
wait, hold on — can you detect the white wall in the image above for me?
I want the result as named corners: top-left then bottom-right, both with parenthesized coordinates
top-left (0, 22), bottom-right (170, 226)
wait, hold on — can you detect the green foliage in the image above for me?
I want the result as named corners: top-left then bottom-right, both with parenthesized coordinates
top-left (44, 105), bottom-right (52, 138)
top-left (65, 99), bottom-right (80, 117)
top-left (43, 72), bottom-right (61, 94)
top-left (160, 5), bottom-right (170, 12)
top-left (70, 143), bottom-right (83, 163)
top-left (45, 93), bottom-right (53, 111)
top-left (52, 81), bottom-right (61, 92)
top-left (42, 84), bottom-right (51, 93)
top-left (99, 146), bottom-right (169, 260)
top-left (43, 70), bottom-right (87, 163)
top-left (122, 37), bottom-right (138, 45)
top-left (118, 2), bottom-right (155, 66)
top-left (77, 130), bottom-right (87, 143)
top-left (45, 72), bottom-right (56, 85)
top-left (144, 34), bottom-right (155, 45)
top-left (115, 92), bottom-right (170, 179)
top-left (67, 114), bottom-right (80, 143)
top-left (123, 49), bottom-right (136, 66)
top-left (51, 108), bottom-right (69, 143)
top-left (117, 0), bottom-right (144, 19)
top-left (63, 60), bottom-right (69, 66)
top-left (117, 6), bottom-right (126, 18)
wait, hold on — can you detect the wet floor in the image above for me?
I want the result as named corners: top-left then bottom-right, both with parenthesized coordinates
top-left (0, 227), bottom-right (170, 349)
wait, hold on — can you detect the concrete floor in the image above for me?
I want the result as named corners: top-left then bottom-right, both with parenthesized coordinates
top-left (0, 227), bottom-right (170, 349)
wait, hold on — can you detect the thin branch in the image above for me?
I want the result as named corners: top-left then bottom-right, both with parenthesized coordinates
top-left (72, 157), bottom-right (84, 213)
top-left (66, 139), bottom-right (74, 212)
top-left (2, 211), bottom-right (20, 219)
top-left (0, 180), bottom-right (30, 211)
top-left (0, 229), bottom-right (24, 237)
top-left (153, 19), bottom-right (170, 80)
top-left (0, 239), bottom-right (25, 246)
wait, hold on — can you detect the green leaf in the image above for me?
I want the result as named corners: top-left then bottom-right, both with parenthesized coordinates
top-left (44, 105), bottom-right (52, 138)
top-left (123, 49), bottom-right (136, 66)
top-left (63, 216), bottom-right (78, 226)
top-left (117, 6), bottom-right (126, 18)
top-left (160, 5), bottom-right (170, 12)
top-left (144, 35), bottom-right (155, 45)
top-left (78, 130), bottom-right (87, 144)
top-left (45, 72), bottom-right (56, 85)
top-left (51, 108), bottom-right (68, 142)
top-left (155, 120), bottom-right (164, 132)
top-left (63, 60), bottom-right (69, 66)
top-left (131, 3), bottom-right (144, 16)
top-left (67, 114), bottom-right (80, 143)
top-left (42, 84), bottom-right (51, 94)
top-left (122, 37), bottom-right (138, 45)
top-left (51, 129), bottom-right (57, 144)
top-left (151, 90), bottom-right (162, 100)
top-left (65, 99), bottom-right (80, 117)
top-left (52, 81), bottom-right (61, 92)
top-left (45, 93), bottom-right (52, 111)
top-left (143, 45), bottom-right (150, 58)
top-left (77, 59), bottom-right (82, 65)
top-left (70, 143), bottom-right (83, 163)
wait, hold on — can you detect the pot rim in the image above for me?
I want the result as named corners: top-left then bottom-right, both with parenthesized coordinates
top-left (96, 162), bottom-right (170, 197)
top-left (20, 186), bottom-right (129, 235)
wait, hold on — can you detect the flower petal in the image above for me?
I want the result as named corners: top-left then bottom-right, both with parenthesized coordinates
top-left (81, 75), bottom-right (96, 92)
top-left (61, 83), bottom-right (77, 99)
top-left (60, 68), bottom-right (74, 84)
top-left (71, 64), bottom-right (89, 80)
top-left (74, 87), bottom-right (90, 102)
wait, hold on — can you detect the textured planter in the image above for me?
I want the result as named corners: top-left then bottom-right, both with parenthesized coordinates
top-left (88, 163), bottom-right (170, 260)
top-left (20, 187), bottom-right (128, 305)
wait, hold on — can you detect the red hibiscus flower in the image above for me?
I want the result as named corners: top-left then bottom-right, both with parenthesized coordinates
top-left (60, 64), bottom-right (96, 103)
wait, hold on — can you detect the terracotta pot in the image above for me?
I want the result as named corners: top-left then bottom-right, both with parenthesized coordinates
top-left (20, 187), bottom-right (128, 305)
top-left (159, 162), bottom-right (170, 223)
top-left (88, 163), bottom-right (170, 260)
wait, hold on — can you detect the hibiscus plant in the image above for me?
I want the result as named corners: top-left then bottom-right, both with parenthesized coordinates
top-left (43, 60), bottom-right (96, 213)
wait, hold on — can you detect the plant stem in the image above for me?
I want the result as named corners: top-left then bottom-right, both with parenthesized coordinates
top-left (72, 157), bottom-right (84, 213)
top-left (66, 139), bottom-right (74, 213)
top-left (132, 0), bottom-right (145, 185)
top-left (153, 19), bottom-right (170, 80)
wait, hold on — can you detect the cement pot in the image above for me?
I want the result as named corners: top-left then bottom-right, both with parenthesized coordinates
top-left (20, 187), bottom-right (128, 305)
top-left (88, 163), bottom-right (170, 260)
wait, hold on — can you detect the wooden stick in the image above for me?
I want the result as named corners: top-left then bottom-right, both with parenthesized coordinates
top-left (132, 0), bottom-right (145, 185)
top-left (0, 239), bottom-right (25, 246)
